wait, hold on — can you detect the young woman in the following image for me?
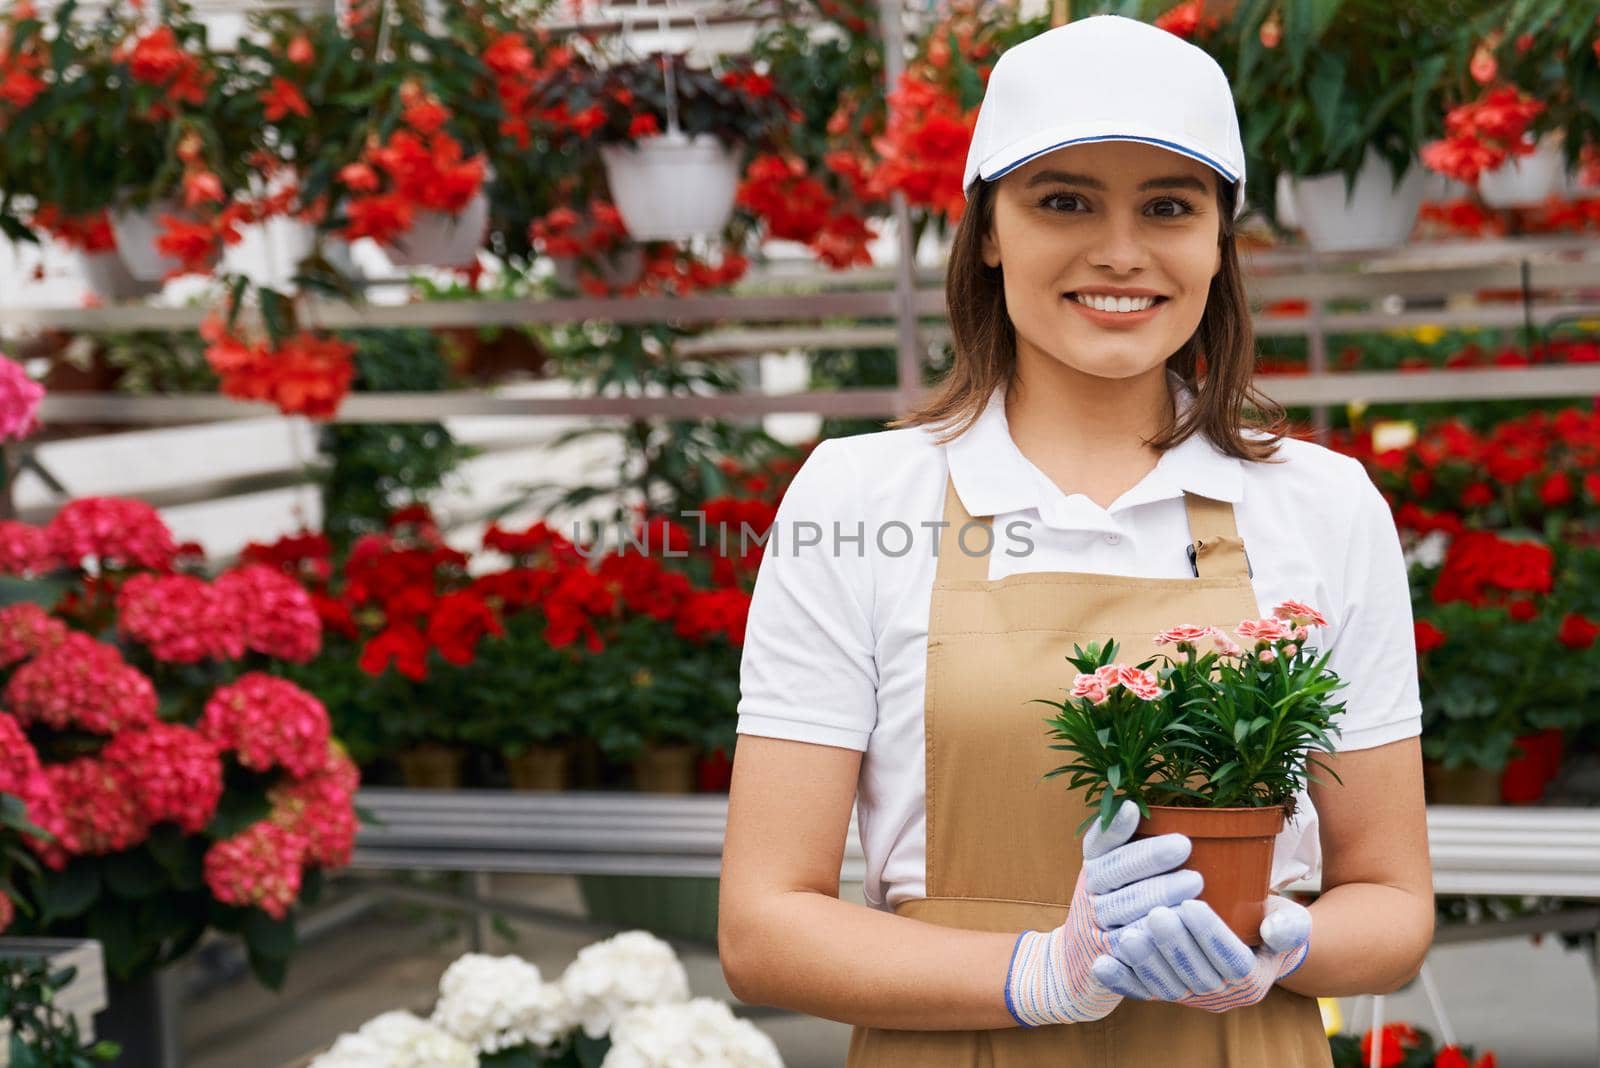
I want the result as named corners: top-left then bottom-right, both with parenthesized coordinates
top-left (719, 14), bottom-right (1433, 1065)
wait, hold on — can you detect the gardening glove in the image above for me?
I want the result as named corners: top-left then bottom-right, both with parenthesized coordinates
top-left (1004, 799), bottom-right (1203, 1027)
top-left (1093, 893), bottom-right (1312, 1011)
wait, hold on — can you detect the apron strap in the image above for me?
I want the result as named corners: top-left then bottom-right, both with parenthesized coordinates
top-left (1183, 492), bottom-right (1252, 580)
top-left (936, 473), bottom-right (993, 584)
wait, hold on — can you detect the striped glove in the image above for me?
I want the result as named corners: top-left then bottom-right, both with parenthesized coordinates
top-left (1004, 799), bottom-right (1203, 1027)
top-left (1093, 894), bottom-right (1312, 1012)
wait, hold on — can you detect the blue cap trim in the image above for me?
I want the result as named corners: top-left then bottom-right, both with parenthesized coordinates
top-left (987, 133), bottom-right (1241, 185)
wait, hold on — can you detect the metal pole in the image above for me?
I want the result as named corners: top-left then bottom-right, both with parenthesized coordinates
top-left (877, 0), bottom-right (923, 417)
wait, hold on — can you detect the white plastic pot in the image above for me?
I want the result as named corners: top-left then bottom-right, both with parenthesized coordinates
top-left (600, 130), bottom-right (741, 241)
top-left (1477, 133), bottom-right (1565, 208)
top-left (1422, 170), bottom-right (1473, 203)
top-left (385, 190), bottom-right (489, 268)
top-left (75, 249), bottom-right (163, 300)
top-left (1273, 171), bottom-right (1300, 231)
top-left (221, 214), bottom-right (316, 291)
top-left (108, 201), bottom-right (216, 282)
top-left (1289, 149), bottom-right (1426, 252)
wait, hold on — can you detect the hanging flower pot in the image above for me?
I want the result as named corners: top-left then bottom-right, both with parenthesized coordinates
top-left (553, 244), bottom-right (646, 291)
top-left (600, 131), bottom-right (742, 242)
top-left (75, 249), bottom-right (163, 301)
top-left (1289, 148), bottom-right (1426, 252)
top-left (384, 189), bottom-right (490, 268)
top-left (220, 212), bottom-right (316, 291)
top-left (108, 201), bottom-right (216, 282)
top-left (1132, 805), bottom-right (1286, 947)
top-left (1477, 132), bottom-right (1565, 208)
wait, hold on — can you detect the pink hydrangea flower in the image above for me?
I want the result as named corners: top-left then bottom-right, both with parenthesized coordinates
top-left (0, 521), bottom-right (58, 577)
top-left (203, 819), bottom-right (307, 919)
top-left (100, 724), bottom-right (225, 834)
top-left (0, 714), bottom-right (70, 868)
top-left (116, 572), bottom-right (247, 663)
top-left (268, 744), bottom-right (359, 869)
top-left (0, 353), bottom-right (44, 443)
top-left (201, 673), bottom-right (331, 778)
top-left (1235, 617), bottom-right (1294, 646)
top-left (42, 757), bottom-right (149, 856)
top-left (4, 633), bottom-right (159, 734)
top-left (1272, 600), bottom-right (1328, 628)
top-left (0, 603), bottom-right (69, 669)
top-left (1154, 624), bottom-right (1211, 647)
top-left (216, 564), bottom-right (323, 663)
top-left (46, 497), bottom-right (177, 571)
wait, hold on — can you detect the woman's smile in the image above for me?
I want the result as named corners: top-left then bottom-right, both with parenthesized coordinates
top-left (1063, 290), bottom-right (1171, 329)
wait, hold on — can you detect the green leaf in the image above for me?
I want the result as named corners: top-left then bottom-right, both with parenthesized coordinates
top-left (243, 909), bottom-right (297, 960)
top-left (39, 861), bottom-right (101, 923)
top-left (104, 849), bottom-right (168, 900)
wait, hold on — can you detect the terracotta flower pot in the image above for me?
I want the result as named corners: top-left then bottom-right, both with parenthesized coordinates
top-left (632, 742), bottom-right (699, 793)
top-left (1131, 805), bottom-right (1286, 947)
top-left (396, 743), bottom-right (467, 789)
top-left (1423, 760), bottom-right (1502, 805)
top-left (505, 743), bottom-right (571, 791)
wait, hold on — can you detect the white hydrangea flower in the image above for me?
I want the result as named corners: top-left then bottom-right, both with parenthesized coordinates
top-left (355, 1010), bottom-right (478, 1068)
top-left (308, 1032), bottom-right (391, 1068)
top-left (431, 952), bottom-right (577, 1053)
top-left (600, 997), bottom-right (784, 1068)
top-left (558, 930), bottom-right (691, 1039)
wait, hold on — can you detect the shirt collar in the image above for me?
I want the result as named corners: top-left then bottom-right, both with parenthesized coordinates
top-left (942, 369), bottom-right (1244, 523)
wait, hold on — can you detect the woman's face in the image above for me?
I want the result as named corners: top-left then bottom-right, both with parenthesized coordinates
top-left (981, 140), bottom-right (1223, 384)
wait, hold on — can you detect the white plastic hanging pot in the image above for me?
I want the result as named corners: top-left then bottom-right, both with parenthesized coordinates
top-left (1289, 148), bottom-right (1426, 252)
top-left (75, 249), bottom-right (163, 300)
top-left (1478, 132), bottom-right (1566, 208)
top-left (553, 245), bottom-right (646, 290)
top-left (221, 214), bottom-right (316, 291)
top-left (600, 130), bottom-right (741, 242)
top-left (1273, 171), bottom-right (1300, 231)
top-left (109, 200), bottom-right (216, 282)
top-left (1422, 170), bottom-right (1473, 202)
top-left (385, 189), bottom-right (489, 268)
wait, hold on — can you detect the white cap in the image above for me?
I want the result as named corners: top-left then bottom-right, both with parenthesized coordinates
top-left (962, 15), bottom-right (1247, 216)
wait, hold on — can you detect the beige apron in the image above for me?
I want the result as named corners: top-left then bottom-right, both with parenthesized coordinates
top-left (846, 473), bottom-right (1332, 1067)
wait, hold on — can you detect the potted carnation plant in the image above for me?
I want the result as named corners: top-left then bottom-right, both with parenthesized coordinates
top-left (1035, 602), bottom-right (1346, 945)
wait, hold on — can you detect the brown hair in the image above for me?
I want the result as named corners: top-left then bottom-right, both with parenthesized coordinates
top-left (888, 174), bottom-right (1289, 464)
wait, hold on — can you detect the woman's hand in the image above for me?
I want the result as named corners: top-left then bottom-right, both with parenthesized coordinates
top-left (1005, 799), bottom-right (1203, 1027)
top-left (1094, 894), bottom-right (1312, 1011)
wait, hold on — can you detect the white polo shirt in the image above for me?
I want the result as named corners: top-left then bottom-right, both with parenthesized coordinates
top-left (735, 371), bottom-right (1424, 913)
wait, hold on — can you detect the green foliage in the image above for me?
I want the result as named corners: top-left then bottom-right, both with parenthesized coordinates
top-left (0, 958), bottom-right (119, 1066)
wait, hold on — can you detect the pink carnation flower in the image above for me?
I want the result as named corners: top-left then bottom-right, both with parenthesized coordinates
top-left (46, 497), bottom-right (177, 571)
top-left (1272, 600), bottom-right (1328, 628)
top-left (42, 757), bottom-right (149, 856)
top-left (0, 521), bottom-right (58, 577)
top-left (116, 572), bottom-right (247, 663)
top-left (1207, 627), bottom-right (1244, 658)
top-left (0, 353), bottom-right (44, 443)
top-left (1154, 624), bottom-right (1211, 647)
top-left (1070, 673), bottom-right (1110, 705)
top-left (1115, 665), bottom-right (1163, 700)
top-left (101, 724), bottom-right (225, 834)
top-left (201, 673), bottom-right (331, 778)
top-left (0, 603), bottom-right (69, 669)
top-left (203, 820), bottom-right (307, 919)
top-left (216, 564), bottom-right (323, 663)
top-left (1235, 617), bottom-right (1294, 646)
top-left (4, 633), bottom-right (159, 734)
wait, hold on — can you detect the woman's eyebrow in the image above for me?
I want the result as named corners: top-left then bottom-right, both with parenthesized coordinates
top-left (1024, 169), bottom-right (1209, 194)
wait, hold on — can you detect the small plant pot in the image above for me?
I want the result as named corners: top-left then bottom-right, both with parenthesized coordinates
top-left (384, 191), bottom-right (489, 268)
top-left (396, 743), bottom-right (467, 789)
top-left (75, 249), bottom-right (164, 301)
top-left (632, 742), bottom-right (700, 793)
top-left (552, 244), bottom-right (645, 291)
top-left (1422, 760), bottom-right (1502, 805)
top-left (505, 743), bottom-right (571, 791)
top-left (1289, 148), bottom-right (1426, 252)
top-left (600, 130), bottom-right (741, 241)
top-left (1478, 132), bottom-right (1565, 208)
top-left (1131, 805), bottom-right (1286, 947)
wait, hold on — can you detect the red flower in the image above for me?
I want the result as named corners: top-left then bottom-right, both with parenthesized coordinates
top-left (360, 624), bottom-right (429, 680)
top-left (1435, 1044), bottom-right (1471, 1068)
top-left (1154, 0), bottom-right (1217, 38)
top-left (286, 34), bottom-right (315, 66)
top-left (1415, 619), bottom-right (1446, 654)
top-left (1558, 613), bottom-right (1600, 650)
top-left (1361, 1022), bottom-right (1422, 1068)
top-left (1539, 471), bottom-right (1574, 506)
top-left (261, 77), bottom-right (311, 122)
top-left (425, 590), bottom-right (504, 666)
top-left (1506, 598), bottom-right (1537, 622)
